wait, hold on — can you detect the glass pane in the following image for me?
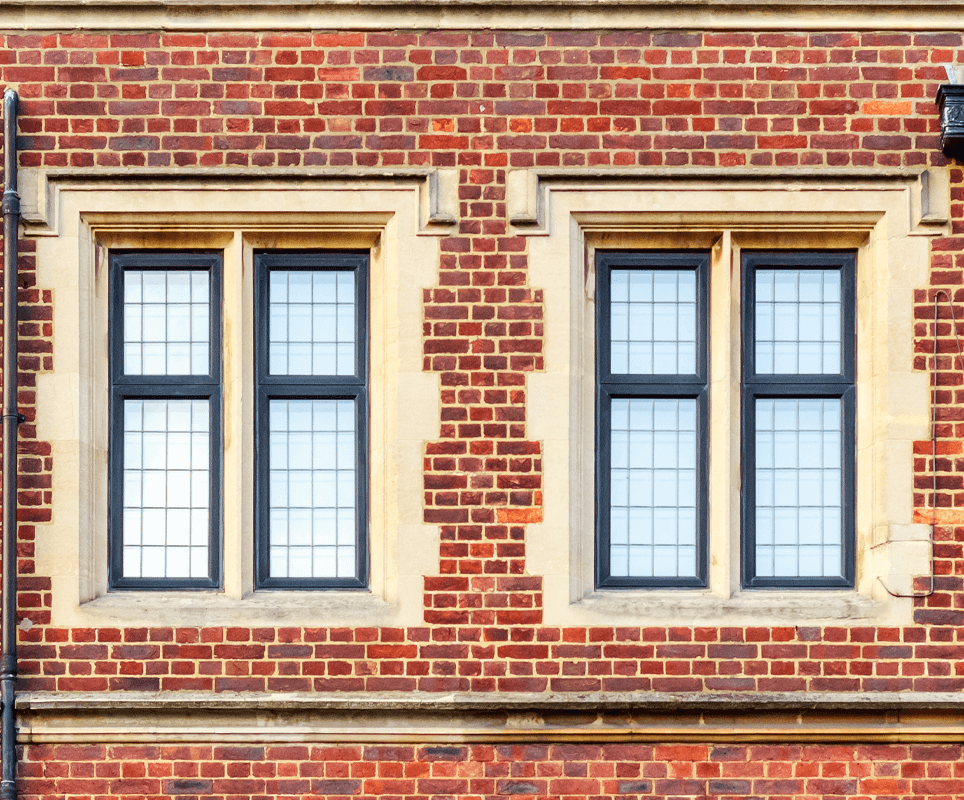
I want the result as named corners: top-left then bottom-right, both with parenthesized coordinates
top-left (123, 270), bottom-right (210, 376)
top-left (754, 398), bottom-right (843, 578)
top-left (268, 269), bottom-right (355, 376)
top-left (610, 398), bottom-right (698, 579)
top-left (610, 268), bottom-right (697, 375)
top-left (268, 399), bottom-right (357, 579)
top-left (754, 269), bottom-right (842, 375)
top-left (121, 399), bottom-right (210, 579)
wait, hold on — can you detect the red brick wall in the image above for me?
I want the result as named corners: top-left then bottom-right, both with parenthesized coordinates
top-left (6, 30), bottom-right (951, 170)
top-left (5, 26), bottom-right (963, 690)
top-left (3, 25), bottom-right (964, 798)
top-left (916, 166), bottom-right (964, 634)
top-left (18, 742), bottom-right (964, 799)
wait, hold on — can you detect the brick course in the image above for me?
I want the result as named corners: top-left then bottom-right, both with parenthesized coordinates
top-left (4, 31), bottom-right (952, 170)
top-left (17, 742), bottom-right (964, 799)
top-left (18, 621), bottom-right (964, 693)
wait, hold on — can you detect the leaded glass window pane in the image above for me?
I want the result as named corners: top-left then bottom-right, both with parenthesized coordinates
top-left (610, 268), bottom-right (697, 375)
top-left (267, 398), bottom-right (357, 579)
top-left (268, 270), bottom-right (355, 376)
top-left (123, 270), bottom-right (210, 376)
top-left (754, 398), bottom-right (843, 578)
top-left (122, 399), bottom-right (210, 579)
top-left (755, 268), bottom-right (842, 375)
top-left (609, 398), bottom-right (698, 579)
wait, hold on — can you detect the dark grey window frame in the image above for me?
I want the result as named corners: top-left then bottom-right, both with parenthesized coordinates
top-left (109, 251), bottom-right (223, 590)
top-left (741, 250), bottom-right (856, 589)
top-left (595, 251), bottom-right (710, 589)
top-left (254, 251), bottom-right (370, 590)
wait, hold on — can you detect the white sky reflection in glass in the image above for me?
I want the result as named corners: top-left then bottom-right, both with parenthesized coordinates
top-left (268, 399), bottom-right (356, 579)
top-left (610, 398), bottom-right (698, 579)
top-left (610, 269), bottom-right (697, 375)
top-left (123, 270), bottom-right (209, 375)
top-left (269, 270), bottom-right (355, 376)
top-left (755, 398), bottom-right (843, 578)
top-left (122, 399), bottom-right (210, 578)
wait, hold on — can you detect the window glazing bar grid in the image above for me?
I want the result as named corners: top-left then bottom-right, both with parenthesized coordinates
top-left (741, 251), bottom-right (855, 590)
top-left (596, 251), bottom-right (709, 590)
top-left (255, 251), bottom-right (369, 591)
top-left (108, 251), bottom-right (222, 590)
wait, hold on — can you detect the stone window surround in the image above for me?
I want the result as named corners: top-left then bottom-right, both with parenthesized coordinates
top-left (24, 169), bottom-right (451, 628)
top-left (519, 167), bottom-right (948, 626)
top-left (19, 165), bottom-right (951, 629)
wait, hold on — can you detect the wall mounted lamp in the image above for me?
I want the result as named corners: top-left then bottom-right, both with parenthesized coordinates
top-left (937, 66), bottom-right (964, 160)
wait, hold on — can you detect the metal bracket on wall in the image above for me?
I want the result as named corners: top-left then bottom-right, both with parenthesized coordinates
top-left (938, 71), bottom-right (964, 161)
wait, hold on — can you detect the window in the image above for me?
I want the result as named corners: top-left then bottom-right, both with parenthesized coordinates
top-left (595, 249), bottom-right (855, 592)
top-left (595, 252), bottom-right (709, 588)
top-left (741, 251), bottom-right (855, 588)
top-left (109, 249), bottom-right (371, 592)
top-left (31, 178), bottom-right (443, 626)
top-left (255, 252), bottom-right (369, 589)
top-left (109, 252), bottom-right (222, 589)
top-left (521, 174), bottom-right (938, 624)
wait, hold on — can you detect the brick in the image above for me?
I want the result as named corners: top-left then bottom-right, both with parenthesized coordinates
top-left (617, 780), bottom-right (653, 792)
top-left (163, 779), bottom-right (214, 793)
top-left (310, 779), bottom-right (362, 794)
top-left (497, 780), bottom-right (545, 794)
top-left (710, 779), bottom-right (752, 794)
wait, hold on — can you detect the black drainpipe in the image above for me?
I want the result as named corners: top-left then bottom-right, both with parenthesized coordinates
top-left (1, 87), bottom-right (20, 800)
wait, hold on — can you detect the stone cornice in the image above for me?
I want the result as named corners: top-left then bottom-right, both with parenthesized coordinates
top-left (1, 0), bottom-right (963, 30)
